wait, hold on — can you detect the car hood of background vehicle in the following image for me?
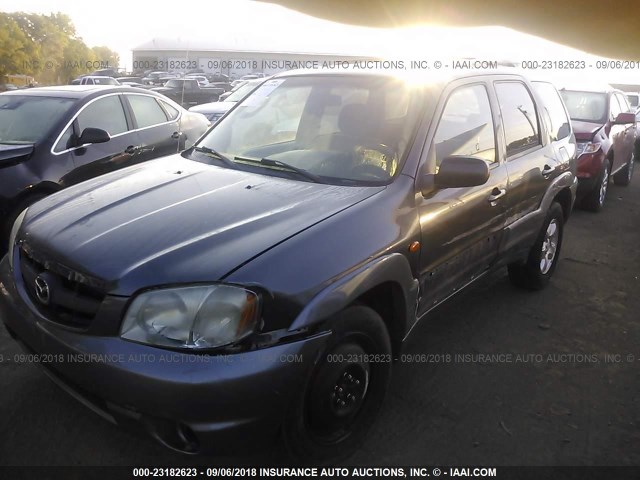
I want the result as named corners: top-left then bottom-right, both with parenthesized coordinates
top-left (571, 120), bottom-right (604, 141)
top-left (0, 143), bottom-right (34, 162)
top-left (189, 101), bottom-right (235, 115)
top-left (22, 156), bottom-right (384, 295)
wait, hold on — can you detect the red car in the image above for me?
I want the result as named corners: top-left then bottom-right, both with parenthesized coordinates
top-left (560, 86), bottom-right (636, 211)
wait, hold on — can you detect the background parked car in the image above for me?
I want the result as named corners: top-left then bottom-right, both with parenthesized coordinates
top-left (0, 85), bottom-right (209, 254)
top-left (151, 78), bottom-right (224, 107)
top-left (560, 84), bottom-right (636, 211)
top-left (73, 76), bottom-right (121, 86)
top-left (188, 77), bottom-right (265, 123)
top-left (142, 71), bottom-right (170, 85)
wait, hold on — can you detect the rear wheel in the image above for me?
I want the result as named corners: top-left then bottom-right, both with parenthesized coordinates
top-left (282, 305), bottom-right (392, 462)
top-left (581, 161), bottom-right (609, 212)
top-left (508, 202), bottom-right (564, 290)
top-left (613, 153), bottom-right (634, 186)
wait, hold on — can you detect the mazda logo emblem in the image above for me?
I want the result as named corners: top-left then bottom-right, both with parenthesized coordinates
top-left (34, 275), bottom-right (51, 305)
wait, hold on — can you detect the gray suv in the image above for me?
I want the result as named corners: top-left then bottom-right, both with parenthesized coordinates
top-left (0, 71), bottom-right (576, 461)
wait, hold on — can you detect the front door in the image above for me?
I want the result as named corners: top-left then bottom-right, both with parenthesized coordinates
top-left (417, 82), bottom-right (508, 315)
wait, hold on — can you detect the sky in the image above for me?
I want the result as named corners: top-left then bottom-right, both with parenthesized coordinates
top-left (1, 0), bottom-right (637, 84)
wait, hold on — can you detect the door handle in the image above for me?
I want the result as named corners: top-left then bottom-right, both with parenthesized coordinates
top-left (171, 131), bottom-right (183, 139)
top-left (125, 145), bottom-right (141, 155)
top-left (488, 187), bottom-right (506, 205)
top-left (542, 164), bottom-right (554, 177)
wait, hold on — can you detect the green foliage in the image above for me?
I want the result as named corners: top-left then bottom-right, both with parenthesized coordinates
top-left (0, 12), bottom-right (118, 85)
top-left (92, 46), bottom-right (120, 69)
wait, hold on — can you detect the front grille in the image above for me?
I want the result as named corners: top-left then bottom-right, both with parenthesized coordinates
top-left (19, 247), bottom-right (105, 329)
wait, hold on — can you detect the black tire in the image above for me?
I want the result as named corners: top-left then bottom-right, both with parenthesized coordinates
top-left (581, 161), bottom-right (609, 212)
top-left (613, 152), bottom-right (635, 186)
top-left (0, 194), bottom-right (48, 257)
top-left (508, 202), bottom-right (564, 290)
top-left (282, 305), bottom-right (392, 463)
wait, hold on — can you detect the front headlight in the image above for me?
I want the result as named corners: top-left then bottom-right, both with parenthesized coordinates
top-left (8, 208), bottom-right (28, 270)
top-left (576, 142), bottom-right (601, 157)
top-left (120, 284), bottom-right (260, 350)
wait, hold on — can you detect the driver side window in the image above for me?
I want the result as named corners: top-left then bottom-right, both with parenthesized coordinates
top-left (432, 84), bottom-right (496, 167)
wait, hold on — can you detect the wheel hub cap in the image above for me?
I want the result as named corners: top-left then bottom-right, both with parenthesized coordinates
top-left (540, 219), bottom-right (559, 274)
top-left (329, 366), bottom-right (368, 417)
top-left (599, 166), bottom-right (609, 205)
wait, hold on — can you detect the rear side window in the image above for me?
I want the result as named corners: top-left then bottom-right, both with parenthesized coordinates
top-left (432, 84), bottom-right (496, 166)
top-left (532, 82), bottom-right (571, 141)
top-left (128, 95), bottom-right (169, 128)
top-left (495, 82), bottom-right (540, 157)
top-left (77, 95), bottom-right (128, 136)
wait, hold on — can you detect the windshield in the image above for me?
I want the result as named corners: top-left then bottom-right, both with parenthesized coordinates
top-left (198, 75), bottom-right (425, 185)
top-left (627, 94), bottom-right (639, 108)
top-left (0, 95), bottom-right (75, 144)
top-left (226, 81), bottom-right (259, 103)
top-left (560, 90), bottom-right (607, 123)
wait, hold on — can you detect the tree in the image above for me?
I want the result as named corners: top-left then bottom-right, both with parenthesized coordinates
top-left (0, 13), bottom-right (41, 79)
top-left (91, 46), bottom-right (119, 69)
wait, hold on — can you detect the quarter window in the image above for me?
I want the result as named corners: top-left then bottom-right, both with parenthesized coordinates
top-left (54, 125), bottom-right (74, 153)
top-left (532, 82), bottom-right (571, 141)
top-left (495, 82), bottom-right (540, 157)
top-left (77, 95), bottom-right (128, 136)
top-left (128, 95), bottom-right (169, 128)
top-left (159, 99), bottom-right (180, 120)
top-left (432, 84), bottom-right (496, 166)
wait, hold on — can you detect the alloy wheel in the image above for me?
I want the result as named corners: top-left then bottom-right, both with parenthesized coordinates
top-left (540, 219), bottom-right (559, 274)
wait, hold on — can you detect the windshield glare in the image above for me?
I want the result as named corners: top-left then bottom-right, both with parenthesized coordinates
top-left (226, 82), bottom-right (260, 103)
top-left (560, 90), bottom-right (607, 123)
top-left (0, 95), bottom-right (75, 144)
top-left (199, 76), bottom-right (424, 185)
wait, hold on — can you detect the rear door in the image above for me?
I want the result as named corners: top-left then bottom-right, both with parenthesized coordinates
top-left (67, 93), bottom-right (143, 183)
top-left (417, 80), bottom-right (509, 313)
top-left (123, 93), bottom-right (182, 160)
top-left (532, 81), bottom-right (575, 174)
top-left (494, 81), bottom-right (552, 222)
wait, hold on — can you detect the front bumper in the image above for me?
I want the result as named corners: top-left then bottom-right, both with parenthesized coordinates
top-left (0, 256), bottom-right (329, 454)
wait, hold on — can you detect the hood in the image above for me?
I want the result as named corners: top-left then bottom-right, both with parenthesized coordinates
top-left (150, 87), bottom-right (172, 93)
top-left (21, 155), bottom-right (384, 295)
top-left (570, 120), bottom-right (603, 141)
top-left (189, 101), bottom-right (235, 115)
top-left (0, 143), bottom-right (34, 163)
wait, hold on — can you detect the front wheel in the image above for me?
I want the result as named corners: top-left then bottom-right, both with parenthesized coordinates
top-left (613, 153), bottom-right (634, 186)
top-left (581, 161), bottom-right (609, 212)
top-left (282, 305), bottom-right (392, 463)
top-left (508, 202), bottom-right (564, 290)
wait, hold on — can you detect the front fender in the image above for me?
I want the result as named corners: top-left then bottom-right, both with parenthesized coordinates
top-left (289, 253), bottom-right (419, 339)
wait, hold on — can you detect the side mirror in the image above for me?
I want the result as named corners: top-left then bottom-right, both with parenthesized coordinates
top-left (77, 127), bottom-right (110, 146)
top-left (435, 156), bottom-right (490, 189)
top-left (613, 112), bottom-right (635, 125)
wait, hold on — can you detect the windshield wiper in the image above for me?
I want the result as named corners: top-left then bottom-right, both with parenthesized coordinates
top-left (192, 146), bottom-right (237, 169)
top-left (234, 156), bottom-right (323, 183)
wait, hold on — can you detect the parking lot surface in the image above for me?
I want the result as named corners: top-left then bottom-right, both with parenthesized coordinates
top-left (1, 177), bottom-right (639, 466)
